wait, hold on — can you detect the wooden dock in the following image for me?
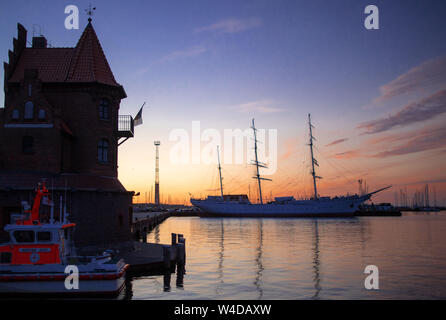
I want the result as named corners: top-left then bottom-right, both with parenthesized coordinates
top-left (119, 233), bottom-right (186, 277)
top-left (131, 211), bottom-right (170, 241)
top-left (121, 210), bottom-right (186, 285)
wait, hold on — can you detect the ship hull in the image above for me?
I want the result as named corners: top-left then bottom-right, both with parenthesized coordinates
top-left (191, 197), bottom-right (365, 217)
top-left (0, 263), bottom-right (128, 296)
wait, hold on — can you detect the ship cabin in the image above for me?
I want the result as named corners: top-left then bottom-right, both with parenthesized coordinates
top-left (208, 195), bottom-right (250, 203)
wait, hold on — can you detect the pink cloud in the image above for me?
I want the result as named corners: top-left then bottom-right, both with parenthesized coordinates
top-left (325, 138), bottom-right (348, 147)
top-left (358, 89), bottom-right (446, 134)
top-left (195, 18), bottom-right (262, 34)
top-left (376, 56), bottom-right (446, 102)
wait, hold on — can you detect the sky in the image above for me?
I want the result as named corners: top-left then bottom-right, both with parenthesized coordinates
top-left (1, 0), bottom-right (446, 205)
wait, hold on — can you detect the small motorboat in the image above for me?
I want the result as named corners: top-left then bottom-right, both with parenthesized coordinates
top-left (0, 182), bottom-right (129, 297)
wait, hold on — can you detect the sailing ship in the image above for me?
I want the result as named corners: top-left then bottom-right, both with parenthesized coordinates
top-left (190, 115), bottom-right (391, 217)
top-left (0, 182), bottom-right (129, 296)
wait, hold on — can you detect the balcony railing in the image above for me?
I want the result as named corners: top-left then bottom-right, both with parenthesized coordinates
top-left (117, 115), bottom-right (134, 138)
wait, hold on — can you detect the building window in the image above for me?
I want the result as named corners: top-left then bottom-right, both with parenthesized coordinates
top-left (28, 84), bottom-right (32, 97)
top-left (98, 139), bottom-right (109, 163)
top-left (99, 98), bottom-right (110, 120)
top-left (24, 101), bottom-right (34, 119)
top-left (12, 109), bottom-right (19, 120)
top-left (22, 136), bottom-right (34, 154)
top-left (38, 109), bottom-right (46, 119)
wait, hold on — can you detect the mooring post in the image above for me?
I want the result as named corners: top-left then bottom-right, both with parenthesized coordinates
top-left (163, 270), bottom-right (171, 292)
top-left (163, 245), bottom-right (170, 269)
top-left (171, 233), bottom-right (177, 245)
top-left (178, 235), bottom-right (186, 270)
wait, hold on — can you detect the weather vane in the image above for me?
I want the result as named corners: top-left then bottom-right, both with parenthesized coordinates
top-left (85, 4), bottom-right (96, 22)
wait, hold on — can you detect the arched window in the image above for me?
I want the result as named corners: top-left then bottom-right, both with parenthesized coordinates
top-left (38, 109), bottom-right (46, 119)
top-left (22, 136), bottom-right (34, 154)
top-left (24, 101), bottom-right (34, 119)
top-left (12, 109), bottom-right (19, 120)
top-left (99, 98), bottom-right (110, 120)
top-left (98, 139), bottom-right (109, 163)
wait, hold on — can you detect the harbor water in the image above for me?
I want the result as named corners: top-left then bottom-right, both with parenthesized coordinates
top-left (128, 212), bottom-right (446, 299)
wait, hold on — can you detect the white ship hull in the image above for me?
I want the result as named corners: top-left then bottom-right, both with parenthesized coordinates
top-left (191, 197), bottom-right (367, 217)
top-left (0, 261), bottom-right (128, 296)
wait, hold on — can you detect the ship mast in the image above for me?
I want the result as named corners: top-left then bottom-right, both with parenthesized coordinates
top-left (308, 114), bottom-right (321, 200)
top-left (217, 145), bottom-right (224, 200)
top-left (251, 118), bottom-right (271, 204)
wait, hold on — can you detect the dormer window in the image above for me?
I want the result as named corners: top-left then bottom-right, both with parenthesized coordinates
top-left (99, 98), bottom-right (110, 120)
top-left (38, 109), bottom-right (46, 119)
top-left (24, 101), bottom-right (34, 119)
top-left (12, 109), bottom-right (19, 120)
top-left (98, 139), bottom-right (109, 163)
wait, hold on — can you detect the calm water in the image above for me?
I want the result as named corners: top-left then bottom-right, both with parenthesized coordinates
top-left (128, 212), bottom-right (446, 300)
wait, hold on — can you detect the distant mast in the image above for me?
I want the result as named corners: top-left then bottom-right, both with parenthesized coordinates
top-left (251, 118), bottom-right (271, 204)
top-left (308, 114), bottom-right (321, 200)
top-left (217, 145), bottom-right (224, 199)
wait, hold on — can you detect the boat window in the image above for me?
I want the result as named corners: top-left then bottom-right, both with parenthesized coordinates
top-left (13, 230), bottom-right (35, 243)
top-left (37, 231), bottom-right (51, 242)
top-left (1, 252), bottom-right (12, 263)
top-left (64, 228), bottom-right (72, 240)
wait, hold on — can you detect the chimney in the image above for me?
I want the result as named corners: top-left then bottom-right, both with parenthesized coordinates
top-left (32, 36), bottom-right (47, 48)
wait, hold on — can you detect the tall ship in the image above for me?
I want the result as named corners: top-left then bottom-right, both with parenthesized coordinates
top-left (191, 115), bottom-right (390, 217)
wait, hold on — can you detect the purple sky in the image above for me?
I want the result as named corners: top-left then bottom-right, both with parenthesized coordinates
top-left (1, 0), bottom-right (446, 205)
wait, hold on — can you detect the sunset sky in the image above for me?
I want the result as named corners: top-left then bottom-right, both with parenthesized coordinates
top-left (1, 0), bottom-right (446, 205)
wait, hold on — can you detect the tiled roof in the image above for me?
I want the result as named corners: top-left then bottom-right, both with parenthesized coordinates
top-left (9, 22), bottom-right (119, 87)
top-left (9, 48), bottom-right (73, 82)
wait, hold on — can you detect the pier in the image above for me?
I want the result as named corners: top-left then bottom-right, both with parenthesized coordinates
top-left (131, 210), bottom-right (171, 241)
top-left (118, 208), bottom-right (186, 284)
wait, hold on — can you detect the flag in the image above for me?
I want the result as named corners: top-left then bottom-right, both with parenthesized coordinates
top-left (134, 102), bottom-right (145, 126)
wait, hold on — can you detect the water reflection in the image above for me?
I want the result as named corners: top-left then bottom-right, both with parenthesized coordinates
top-left (312, 220), bottom-right (321, 299)
top-left (216, 220), bottom-right (224, 295)
top-left (154, 224), bottom-right (160, 244)
top-left (254, 220), bottom-right (264, 299)
top-left (138, 213), bottom-right (446, 300)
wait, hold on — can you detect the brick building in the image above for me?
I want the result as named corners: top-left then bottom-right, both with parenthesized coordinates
top-left (0, 21), bottom-right (135, 250)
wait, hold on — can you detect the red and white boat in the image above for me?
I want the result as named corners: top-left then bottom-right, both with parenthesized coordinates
top-left (0, 182), bottom-right (129, 297)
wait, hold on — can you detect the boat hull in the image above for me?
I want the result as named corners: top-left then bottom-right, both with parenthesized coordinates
top-left (0, 263), bottom-right (129, 296)
top-left (0, 277), bottom-right (126, 296)
top-left (191, 198), bottom-right (364, 217)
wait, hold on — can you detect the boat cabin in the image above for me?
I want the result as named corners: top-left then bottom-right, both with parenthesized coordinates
top-left (0, 182), bottom-right (76, 265)
top-left (207, 195), bottom-right (250, 203)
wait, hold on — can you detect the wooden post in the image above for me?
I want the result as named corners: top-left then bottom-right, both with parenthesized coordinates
top-left (163, 270), bottom-right (171, 292)
top-left (179, 235), bottom-right (186, 265)
top-left (163, 245), bottom-right (170, 270)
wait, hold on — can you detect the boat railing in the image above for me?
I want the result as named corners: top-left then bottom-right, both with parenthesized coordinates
top-left (66, 254), bottom-right (112, 265)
